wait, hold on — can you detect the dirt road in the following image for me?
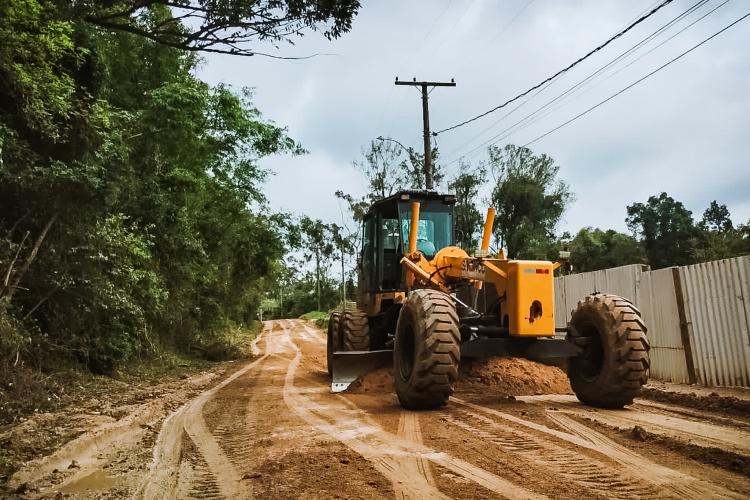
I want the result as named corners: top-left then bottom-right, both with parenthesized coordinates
top-left (8, 319), bottom-right (750, 498)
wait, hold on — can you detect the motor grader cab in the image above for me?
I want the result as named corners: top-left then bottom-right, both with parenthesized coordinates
top-left (328, 190), bottom-right (650, 410)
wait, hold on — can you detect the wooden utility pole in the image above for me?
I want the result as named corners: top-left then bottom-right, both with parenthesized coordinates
top-left (394, 78), bottom-right (455, 190)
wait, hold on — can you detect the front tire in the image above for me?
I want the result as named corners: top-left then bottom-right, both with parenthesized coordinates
top-left (568, 294), bottom-right (650, 408)
top-left (394, 290), bottom-right (460, 410)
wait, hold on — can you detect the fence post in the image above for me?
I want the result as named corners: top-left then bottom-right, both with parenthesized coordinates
top-left (672, 267), bottom-right (697, 384)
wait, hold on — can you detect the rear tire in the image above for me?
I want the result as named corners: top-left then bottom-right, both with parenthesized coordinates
top-left (342, 309), bottom-right (370, 351)
top-left (568, 293), bottom-right (650, 408)
top-left (394, 290), bottom-right (460, 410)
top-left (327, 312), bottom-right (341, 377)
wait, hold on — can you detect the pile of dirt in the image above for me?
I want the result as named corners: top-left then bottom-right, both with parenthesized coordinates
top-left (458, 357), bottom-right (572, 396)
top-left (639, 387), bottom-right (750, 420)
top-left (345, 367), bottom-right (394, 394)
top-left (587, 418), bottom-right (750, 477)
top-left (345, 358), bottom-right (572, 397)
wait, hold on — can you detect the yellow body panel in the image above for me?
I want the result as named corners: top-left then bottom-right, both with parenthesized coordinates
top-left (400, 202), bottom-right (556, 338)
top-left (506, 261), bottom-right (555, 337)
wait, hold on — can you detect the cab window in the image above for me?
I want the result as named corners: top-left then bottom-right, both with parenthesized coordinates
top-left (398, 203), bottom-right (453, 259)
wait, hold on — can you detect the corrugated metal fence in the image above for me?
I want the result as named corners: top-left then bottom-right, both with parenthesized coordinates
top-left (554, 255), bottom-right (750, 388)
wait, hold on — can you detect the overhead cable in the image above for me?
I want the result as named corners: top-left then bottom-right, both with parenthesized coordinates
top-left (434, 0), bottom-right (676, 135)
top-left (523, 10), bottom-right (750, 146)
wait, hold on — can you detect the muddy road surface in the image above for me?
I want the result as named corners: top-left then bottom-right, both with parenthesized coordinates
top-left (7, 319), bottom-right (750, 498)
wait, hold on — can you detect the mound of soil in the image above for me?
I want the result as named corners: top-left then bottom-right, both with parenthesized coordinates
top-left (639, 387), bottom-right (750, 420)
top-left (459, 358), bottom-right (572, 396)
top-left (345, 358), bottom-right (572, 397)
top-left (345, 367), bottom-right (394, 394)
top-left (589, 418), bottom-right (750, 477)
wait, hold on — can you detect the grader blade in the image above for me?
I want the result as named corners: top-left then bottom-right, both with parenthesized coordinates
top-left (331, 350), bottom-right (392, 392)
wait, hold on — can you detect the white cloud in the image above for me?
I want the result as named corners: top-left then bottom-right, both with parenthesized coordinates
top-left (198, 0), bottom-right (750, 233)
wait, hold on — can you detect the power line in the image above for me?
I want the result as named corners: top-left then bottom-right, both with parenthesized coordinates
top-left (442, 0), bottom-right (718, 167)
top-left (603, 0), bottom-right (730, 80)
top-left (523, 10), bottom-right (750, 147)
top-left (434, 0), bottom-right (676, 135)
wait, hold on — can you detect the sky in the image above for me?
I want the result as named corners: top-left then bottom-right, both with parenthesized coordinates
top-left (198, 0), bottom-right (750, 237)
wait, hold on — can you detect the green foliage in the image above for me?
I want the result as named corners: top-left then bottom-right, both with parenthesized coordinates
top-left (568, 227), bottom-right (646, 273)
top-left (626, 195), bottom-right (750, 269)
top-left (291, 309), bottom-right (332, 329)
top-left (692, 201), bottom-right (749, 263)
top-left (299, 311), bottom-right (327, 321)
top-left (700, 201), bottom-right (733, 232)
top-left (335, 140), bottom-right (410, 221)
top-left (0, 0), bottom-right (82, 139)
top-left (289, 217), bottom-right (353, 312)
top-left (626, 193), bottom-right (700, 269)
top-left (77, 0), bottom-right (361, 57)
top-left (336, 138), bottom-right (445, 222)
top-left (0, 0), bottom-right (308, 374)
top-left (488, 144), bottom-right (574, 259)
top-left (449, 165), bottom-right (486, 253)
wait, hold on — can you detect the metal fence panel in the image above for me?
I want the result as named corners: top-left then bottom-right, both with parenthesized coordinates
top-left (640, 268), bottom-right (689, 383)
top-left (555, 264), bottom-right (647, 327)
top-left (680, 256), bottom-right (750, 387)
top-left (554, 280), bottom-right (566, 331)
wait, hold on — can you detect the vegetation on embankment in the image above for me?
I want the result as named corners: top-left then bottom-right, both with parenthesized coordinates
top-left (299, 311), bottom-right (329, 329)
top-left (299, 311), bottom-right (328, 322)
top-left (0, 1), bottom-right (358, 424)
top-left (0, 322), bottom-right (262, 426)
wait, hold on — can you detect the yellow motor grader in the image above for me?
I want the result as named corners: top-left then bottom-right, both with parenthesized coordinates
top-left (327, 190), bottom-right (650, 410)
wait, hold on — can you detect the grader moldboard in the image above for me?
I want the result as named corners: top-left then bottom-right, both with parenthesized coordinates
top-left (327, 190), bottom-right (650, 410)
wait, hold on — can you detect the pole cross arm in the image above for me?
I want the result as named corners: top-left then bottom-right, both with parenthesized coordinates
top-left (394, 80), bottom-right (456, 87)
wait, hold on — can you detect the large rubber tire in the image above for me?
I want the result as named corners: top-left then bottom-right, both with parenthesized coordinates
top-left (342, 309), bottom-right (370, 351)
top-left (394, 290), bottom-right (460, 410)
top-left (568, 293), bottom-right (650, 408)
top-left (327, 312), bottom-right (342, 377)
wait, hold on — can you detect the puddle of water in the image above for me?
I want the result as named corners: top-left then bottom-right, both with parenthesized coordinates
top-left (59, 469), bottom-right (116, 493)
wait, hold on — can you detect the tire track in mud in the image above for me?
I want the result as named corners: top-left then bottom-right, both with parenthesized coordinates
top-left (633, 399), bottom-right (750, 430)
top-left (139, 324), bottom-right (272, 500)
top-left (394, 412), bottom-right (442, 500)
top-left (181, 436), bottom-right (223, 500)
top-left (281, 321), bottom-right (541, 500)
top-left (301, 323), bottom-right (326, 344)
top-left (519, 394), bottom-right (750, 456)
top-left (439, 409), bottom-right (660, 499)
top-left (452, 397), bottom-right (745, 499)
top-left (208, 335), bottom-right (288, 478)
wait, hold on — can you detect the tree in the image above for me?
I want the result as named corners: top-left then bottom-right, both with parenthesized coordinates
top-left (330, 223), bottom-right (356, 306)
top-left (692, 201), bottom-right (749, 262)
top-left (356, 140), bottom-right (410, 201)
top-left (335, 139), bottom-right (412, 222)
top-left (736, 220), bottom-right (750, 255)
top-left (448, 165), bottom-right (486, 253)
top-left (73, 0), bottom-right (360, 58)
top-left (699, 201), bottom-right (733, 232)
top-left (568, 228), bottom-right (645, 272)
top-left (296, 217), bottom-right (337, 312)
top-left (626, 193), bottom-right (699, 269)
top-left (0, 0), bottom-right (311, 373)
top-left (487, 144), bottom-right (573, 259)
top-left (337, 138), bottom-right (448, 223)
top-left (403, 144), bottom-right (444, 190)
